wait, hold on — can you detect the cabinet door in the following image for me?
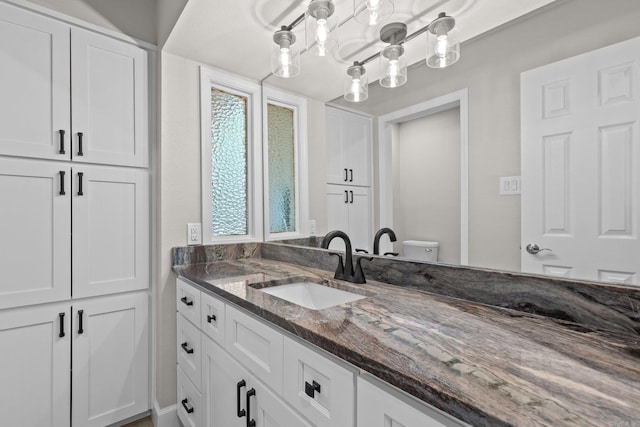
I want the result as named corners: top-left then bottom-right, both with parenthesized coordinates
top-left (72, 165), bottom-right (149, 298)
top-left (72, 292), bottom-right (149, 427)
top-left (250, 379), bottom-right (313, 427)
top-left (202, 336), bottom-right (247, 427)
top-left (177, 312), bottom-right (202, 390)
top-left (0, 159), bottom-right (70, 309)
top-left (325, 107), bottom-right (372, 187)
top-left (0, 2), bottom-right (70, 160)
top-left (71, 28), bottom-right (148, 167)
top-left (343, 112), bottom-right (372, 187)
top-left (348, 186), bottom-right (372, 253)
top-left (177, 366), bottom-right (203, 427)
top-left (326, 184), bottom-right (350, 251)
top-left (0, 303), bottom-right (70, 427)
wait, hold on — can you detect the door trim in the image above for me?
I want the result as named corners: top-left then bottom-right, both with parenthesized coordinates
top-left (377, 89), bottom-right (469, 264)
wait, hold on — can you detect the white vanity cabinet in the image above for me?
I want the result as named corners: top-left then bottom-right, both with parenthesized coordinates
top-left (325, 106), bottom-right (372, 187)
top-left (176, 277), bottom-right (467, 427)
top-left (0, 1), bottom-right (148, 167)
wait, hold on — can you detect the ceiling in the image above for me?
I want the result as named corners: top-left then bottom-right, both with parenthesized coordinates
top-left (164, 0), bottom-right (559, 102)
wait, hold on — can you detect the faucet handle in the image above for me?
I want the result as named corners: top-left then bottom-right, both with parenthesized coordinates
top-left (352, 256), bottom-right (373, 284)
top-left (329, 252), bottom-right (345, 280)
top-left (355, 248), bottom-right (369, 254)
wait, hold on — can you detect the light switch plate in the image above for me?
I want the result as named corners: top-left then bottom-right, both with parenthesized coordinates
top-left (499, 176), bottom-right (521, 195)
top-left (187, 223), bottom-right (202, 245)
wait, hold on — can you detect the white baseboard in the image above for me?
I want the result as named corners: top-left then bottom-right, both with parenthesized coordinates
top-left (153, 401), bottom-right (179, 427)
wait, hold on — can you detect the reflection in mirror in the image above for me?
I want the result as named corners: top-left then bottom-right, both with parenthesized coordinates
top-left (264, 0), bottom-right (640, 287)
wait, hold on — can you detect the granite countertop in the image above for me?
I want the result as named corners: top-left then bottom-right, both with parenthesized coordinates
top-left (175, 257), bottom-right (640, 426)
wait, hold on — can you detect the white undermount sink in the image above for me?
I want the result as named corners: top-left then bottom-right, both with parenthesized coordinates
top-left (258, 280), bottom-right (366, 310)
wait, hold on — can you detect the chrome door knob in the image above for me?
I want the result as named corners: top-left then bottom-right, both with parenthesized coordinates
top-left (526, 243), bottom-right (552, 255)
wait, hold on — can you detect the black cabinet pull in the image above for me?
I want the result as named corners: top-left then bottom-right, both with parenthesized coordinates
top-left (246, 388), bottom-right (256, 427)
top-left (180, 296), bottom-right (193, 306)
top-left (181, 398), bottom-right (194, 414)
top-left (77, 172), bottom-right (84, 196)
top-left (344, 190), bottom-right (348, 203)
top-left (77, 132), bottom-right (84, 156)
top-left (343, 168), bottom-right (348, 182)
top-left (58, 312), bottom-right (65, 338)
top-left (207, 314), bottom-right (216, 323)
top-left (305, 380), bottom-right (321, 398)
top-left (350, 190), bottom-right (354, 203)
top-left (59, 171), bottom-right (66, 195)
top-left (58, 130), bottom-right (65, 154)
top-left (77, 309), bottom-right (84, 334)
top-left (349, 168), bottom-right (353, 182)
top-left (236, 379), bottom-right (246, 417)
top-left (181, 342), bottom-right (194, 354)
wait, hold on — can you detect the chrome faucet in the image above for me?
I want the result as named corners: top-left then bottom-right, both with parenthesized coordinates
top-left (321, 230), bottom-right (372, 284)
top-left (373, 227), bottom-right (397, 255)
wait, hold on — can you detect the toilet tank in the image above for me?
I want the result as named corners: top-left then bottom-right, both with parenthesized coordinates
top-left (402, 240), bottom-right (439, 262)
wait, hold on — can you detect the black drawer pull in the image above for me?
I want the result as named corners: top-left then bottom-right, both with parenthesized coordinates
top-left (350, 190), bottom-right (354, 203)
top-left (59, 171), bottom-right (66, 195)
top-left (344, 168), bottom-right (348, 181)
top-left (181, 342), bottom-right (194, 354)
top-left (180, 296), bottom-right (193, 306)
top-left (77, 132), bottom-right (84, 156)
top-left (77, 310), bottom-right (84, 334)
top-left (58, 312), bottom-right (65, 337)
top-left (181, 398), bottom-right (194, 414)
top-left (246, 388), bottom-right (256, 427)
top-left (58, 130), bottom-right (65, 154)
top-left (207, 314), bottom-right (216, 323)
top-left (344, 190), bottom-right (348, 203)
top-left (237, 379), bottom-right (246, 417)
top-left (305, 380), bottom-right (321, 398)
top-left (349, 168), bottom-right (353, 182)
top-left (77, 172), bottom-right (84, 196)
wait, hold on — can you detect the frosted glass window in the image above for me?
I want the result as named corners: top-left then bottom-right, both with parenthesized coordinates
top-left (268, 104), bottom-right (296, 233)
top-left (211, 88), bottom-right (248, 236)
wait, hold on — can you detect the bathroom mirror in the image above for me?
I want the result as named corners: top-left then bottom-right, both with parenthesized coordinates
top-left (263, 0), bottom-right (640, 286)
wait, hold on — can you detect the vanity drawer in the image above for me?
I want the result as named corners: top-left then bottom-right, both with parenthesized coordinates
top-left (177, 278), bottom-right (201, 327)
top-left (200, 291), bottom-right (225, 346)
top-left (283, 336), bottom-right (355, 427)
top-left (177, 312), bottom-right (202, 390)
top-left (177, 366), bottom-right (202, 427)
top-left (225, 304), bottom-right (283, 394)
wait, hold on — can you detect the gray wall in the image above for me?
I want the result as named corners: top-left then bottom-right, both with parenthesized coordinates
top-left (393, 108), bottom-right (461, 264)
top-left (332, 0), bottom-right (640, 272)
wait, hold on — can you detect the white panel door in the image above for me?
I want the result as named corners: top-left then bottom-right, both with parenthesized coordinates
top-left (326, 184), bottom-right (351, 252)
top-left (0, 158), bottom-right (70, 308)
top-left (202, 336), bottom-right (248, 427)
top-left (0, 303), bottom-right (70, 427)
top-left (72, 292), bottom-right (149, 427)
top-left (0, 2), bottom-right (70, 160)
top-left (348, 186), bottom-right (372, 253)
top-left (71, 28), bottom-right (148, 167)
top-left (326, 107), bottom-right (372, 187)
top-left (522, 36), bottom-right (640, 285)
top-left (250, 378), bottom-right (313, 427)
top-left (72, 165), bottom-right (149, 298)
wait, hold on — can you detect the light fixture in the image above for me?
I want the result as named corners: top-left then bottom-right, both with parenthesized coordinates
top-left (344, 62), bottom-right (368, 102)
top-left (306, 0), bottom-right (338, 57)
top-left (378, 22), bottom-right (407, 88)
top-left (353, 0), bottom-right (394, 26)
top-left (426, 12), bottom-right (460, 68)
top-left (271, 26), bottom-right (301, 78)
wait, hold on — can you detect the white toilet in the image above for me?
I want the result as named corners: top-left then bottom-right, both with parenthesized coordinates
top-left (402, 240), bottom-right (439, 262)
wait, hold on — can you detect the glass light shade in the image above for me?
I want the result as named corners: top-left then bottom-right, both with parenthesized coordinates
top-left (426, 26), bottom-right (460, 68)
top-left (305, 0), bottom-right (339, 57)
top-left (344, 64), bottom-right (368, 102)
top-left (271, 35), bottom-right (301, 78)
top-left (379, 45), bottom-right (407, 88)
top-left (353, 0), bottom-right (394, 26)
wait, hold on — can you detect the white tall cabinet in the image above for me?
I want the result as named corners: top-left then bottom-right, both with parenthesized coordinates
top-left (0, 2), bottom-right (151, 426)
top-left (325, 106), bottom-right (373, 252)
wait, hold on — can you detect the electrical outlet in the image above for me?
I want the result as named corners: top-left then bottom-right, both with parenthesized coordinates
top-left (187, 223), bottom-right (202, 245)
top-left (499, 176), bottom-right (521, 195)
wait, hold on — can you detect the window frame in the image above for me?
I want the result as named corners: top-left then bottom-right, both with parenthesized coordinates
top-left (200, 66), bottom-right (263, 244)
top-left (262, 86), bottom-right (309, 241)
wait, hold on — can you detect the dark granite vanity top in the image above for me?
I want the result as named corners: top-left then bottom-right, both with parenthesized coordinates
top-left (173, 244), bottom-right (640, 427)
